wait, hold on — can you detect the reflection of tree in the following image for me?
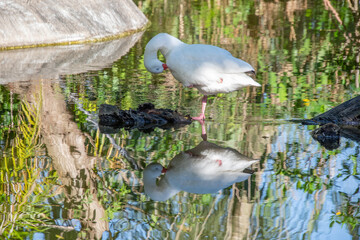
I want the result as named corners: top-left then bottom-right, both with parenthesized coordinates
top-left (329, 159), bottom-right (360, 232)
top-left (0, 94), bottom-right (57, 238)
top-left (0, 31), bottom-right (145, 239)
top-left (8, 81), bottom-right (107, 239)
top-left (330, 191), bottom-right (360, 231)
top-left (249, 122), bottom-right (360, 238)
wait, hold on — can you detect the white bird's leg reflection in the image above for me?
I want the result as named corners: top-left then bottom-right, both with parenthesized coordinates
top-left (198, 119), bottom-right (207, 141)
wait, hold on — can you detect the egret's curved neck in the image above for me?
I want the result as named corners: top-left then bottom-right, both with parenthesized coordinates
top-left (144, 33), bottom-right (184, 60)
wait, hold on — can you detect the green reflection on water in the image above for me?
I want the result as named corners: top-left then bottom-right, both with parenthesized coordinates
top-left (0, 95), bottom-right (59, 239)
top-left (1, 0), bottom-right (360, 239)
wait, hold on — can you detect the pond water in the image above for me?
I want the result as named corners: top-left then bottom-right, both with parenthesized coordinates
top-left (1, 0), bottom-right (360, 239)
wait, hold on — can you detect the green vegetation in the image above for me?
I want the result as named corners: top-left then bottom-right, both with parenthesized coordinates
top-left (0, 94), bottom-right (58, 239)
top-left (0, 0), bottom-right (359, 238)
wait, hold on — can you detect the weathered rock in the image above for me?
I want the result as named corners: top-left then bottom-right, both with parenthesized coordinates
top-left (99, 103), bottom-right (192, 133)
top-left (0, 0), bottom-right (148, 49)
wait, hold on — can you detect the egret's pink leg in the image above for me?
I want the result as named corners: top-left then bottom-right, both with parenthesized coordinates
top-left (192, 95), bottom-right (207, 121)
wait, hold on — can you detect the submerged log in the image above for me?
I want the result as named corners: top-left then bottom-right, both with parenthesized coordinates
top-left (99, 103), bottom-right (192, 133)
top-left (301, 95), bottom-right (360, 149)
top-left (310, 123), bottom-right (341, 150)
top-left (302, 95), bottom-right (360, 126)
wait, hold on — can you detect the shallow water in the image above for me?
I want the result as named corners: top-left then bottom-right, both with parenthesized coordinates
top-left (1, 0), bottom-right (360, 239)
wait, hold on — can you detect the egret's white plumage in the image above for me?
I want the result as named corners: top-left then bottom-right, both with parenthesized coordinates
top-left (144, 33), bottom-right (260, 120)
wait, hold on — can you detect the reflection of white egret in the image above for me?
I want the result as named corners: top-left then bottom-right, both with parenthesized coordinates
top-left (143, 141), bottom-right (258, 201)
top-left (144, 33), bottom-right (260, 121)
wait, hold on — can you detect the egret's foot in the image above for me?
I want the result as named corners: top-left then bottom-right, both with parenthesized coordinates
top-left (185, 151), bottom-right (194, 156)
top-left (185, 151), bottom-right (200, 157)
top-left (201, 133), bottom-right (207, 141)
top-left (192, 114), bottom-right (205, 121)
